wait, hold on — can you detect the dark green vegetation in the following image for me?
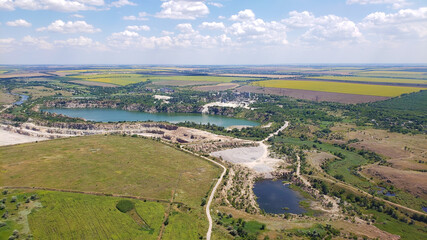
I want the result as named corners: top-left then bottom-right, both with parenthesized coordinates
top-left (214, 211), bottom-right (266, 240)
top-left (344, 90), bottom-right (426, 134)
top-left (116, 199), bottom-right (135, 213)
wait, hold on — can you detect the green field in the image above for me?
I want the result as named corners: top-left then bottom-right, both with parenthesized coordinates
top-left (69, 74), bottom-right (150, 86)
top-left (0, 135), bottom-right (221, 207)
top-left (28, 191), bottom-right (165, 240)
top-left (70, 73), bottom-right (259, 86)
top-left (356, 71), bottom-right (427, 80)
top-left (0, 135), bottom-right (222, 238)
top-left (252, 80), bottom-right (426, 97)
top-left (307, 76), bottom-right (427, 84)
top-left (364, 209), bottom-right (427, 240)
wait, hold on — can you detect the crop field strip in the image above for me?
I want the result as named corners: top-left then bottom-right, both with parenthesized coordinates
top-left (251, 80), bottom-right (426, 97)
top-left (307, 76), bottom-right (427, 85)
top-left (69, 73), bottom-right (261, 86)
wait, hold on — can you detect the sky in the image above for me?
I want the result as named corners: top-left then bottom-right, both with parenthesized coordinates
top-left (0, 0), bottom-right (426, 64)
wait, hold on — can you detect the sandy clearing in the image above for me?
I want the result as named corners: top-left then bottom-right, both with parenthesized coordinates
top-left (211, 122), bottom-right (289, 176)
top-left (201, 101), bottom-right (253, 113)
top-left (0, 129), bottom-right (47, 146)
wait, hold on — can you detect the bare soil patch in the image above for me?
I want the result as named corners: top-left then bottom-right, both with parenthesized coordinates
top-left (70, 80), bottom-right (118, 87)
top-left (0, 129), bottom-right (47, 146)
top-left (307, 151), bottom-right (336, 170)
top-left (152, 80), bottom-right (217, 86)
top-left (194, 83), bottom-right (239, 91)
top-left (235, 85), bottom-right (390, 104)
top-left (363, 165), bottom-right (427, 199)
top-left (0, 72), bottom-right (50, 78)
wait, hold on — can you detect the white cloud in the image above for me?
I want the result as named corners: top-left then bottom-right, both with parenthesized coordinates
top-left (347, 0), bottom-right (409, 9)
top-left (0, 0), bottom-right (105, 12)
top-left (208, 2), bottom-right (222, 8)
top-left (227, 9), bottom-right (288, 45)
top-left (199, 21), bottom-right (225, 30)
top-left (111, 30), bottom-right (139, 38)
top-left (230, 9), bottom-right (255, 21)
top-left (126, 25), bottom-right (150, 31)
top-left (123, 12), bottom-right (148, 21)
top-left (156, 0), bottom-right (209, 20)
top-left (54, 36), bottom-right (108, 50)
top-left (359, 7), bottom-right (427, 38)
top-left (283, 11), bottom-right (363, 43)
top-left (6, 19), bottom-right (32, 27)
top-left (0, 0), bottom-right (15, 10)
top-left (0, 37), bottom-right (15, 53)
top-left (37, 20), bottom-right (101, 33)
top-left (71, 14), bottom-right (84, 18)
top-left (110, 0), bottom-right (136, 8)
top-left (21, 35), bottom-right (53, 49)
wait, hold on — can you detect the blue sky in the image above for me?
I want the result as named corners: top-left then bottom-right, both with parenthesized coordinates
top-left (0, 0), bottom-right (426, 64)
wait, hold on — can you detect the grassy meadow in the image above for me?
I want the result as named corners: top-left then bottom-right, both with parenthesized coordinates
top-left (251, 80), bottom-right (426, 97)
top-left (0, 135), bottom-right (221, 207)
top-left (0, 135), bottom-right (223, 239)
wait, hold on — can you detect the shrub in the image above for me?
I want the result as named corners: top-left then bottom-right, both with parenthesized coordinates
top-left (10, 196), bottom-right (17, 203)
top-left (116, 200), bottom-right (135, 213)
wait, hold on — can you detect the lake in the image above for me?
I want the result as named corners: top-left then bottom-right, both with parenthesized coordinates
top-left (43, 108), bottom-right (260, 128)
top-left (253, 179), bottom-right (306, 214)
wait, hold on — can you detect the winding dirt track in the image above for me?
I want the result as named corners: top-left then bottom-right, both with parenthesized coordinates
top-left (178, 146), bottom-right (226, 240)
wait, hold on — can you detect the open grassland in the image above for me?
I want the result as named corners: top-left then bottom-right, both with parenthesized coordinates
top-left (28, 191), bottom-right (165, 240)
top-left (11, 86), bottom-right (73, 99)
top-left (251, 80), bottom-right (426, 97)
top-left (307, 76), bottom-right (427, 84)
top-left (0, 135), bottom-right (221, 208)
top-left (363, 209), bottom-right (427, 240)
top-left (69, 74), bottom-right (150, 86)
top-left (0, 90), bottom-right (17, 105)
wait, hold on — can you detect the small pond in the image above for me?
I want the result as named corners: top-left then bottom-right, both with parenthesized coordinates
top-left (42, 108), bottom-right (260, 128)
top-left (13, 94), bottom-right (29, 105)
top-left (253, 179), bottom-right (306, 214)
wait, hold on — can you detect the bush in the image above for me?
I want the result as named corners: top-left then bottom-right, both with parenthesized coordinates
top-left (116, 200), bottom-right (135, 213)
top-left (10, 196), bottom-right (17, 203)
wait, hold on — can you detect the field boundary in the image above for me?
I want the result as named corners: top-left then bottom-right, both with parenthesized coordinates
top-left (0, 186), bottom-right (185, 205)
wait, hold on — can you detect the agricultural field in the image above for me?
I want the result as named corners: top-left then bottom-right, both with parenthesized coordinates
top-left (0, 135), bottom-right (222, 238)
top-left (307, 76), bottom-right (427, 85)
top-left (356, 70), bottom-right (427, 79)
top-left (69, 73), bottom-right (260, 86)
top-left (0, 135), bottom-right (221, 207)
top-left (251, 80), bottom-right (426, 97)
top-left (28, 191), bottom-right (166, 240)
top-left (68, 74), bottom-right (150, 86)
